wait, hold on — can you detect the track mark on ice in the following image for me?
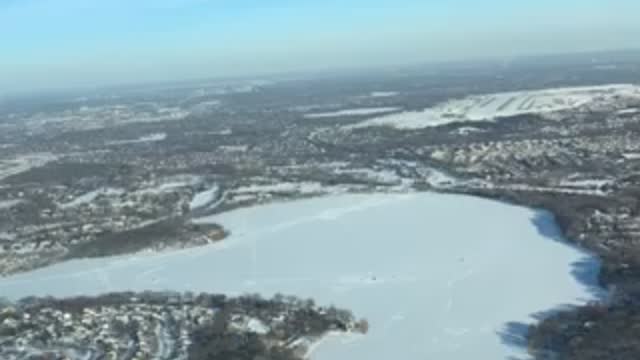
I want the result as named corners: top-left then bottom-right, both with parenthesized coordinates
top-left (95, 269), bottom-right (112, 292)
top-left (136, 266), bottom-right (164, 280)
top-left (447, 269), bottom-right (475, 288)
top-left (444, 328), bottom-right (471, 337)
top-left (445, 298), bottom-right (454, 313)
top-left (380, 313), bottom-right (406, 333)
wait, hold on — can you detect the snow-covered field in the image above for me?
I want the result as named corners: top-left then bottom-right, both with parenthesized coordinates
top-left (189, 185), bottom-right (221, 210)
top-left (0, 153), bottom-right (56, 181)
top-left (233, 182), bottom-right (326, 195)
top-left (304, 107), bottom-right (400, 119)
top-left (22, 105), bottom-right (190, 132)
top-left (369, 91), bottom-right (398, 98)
top-left (107, 132), bottom-right (167, 145)
top-left (618, 108), bottom-right (640, 115)
top-left (0, 199), bottom-right (22, 210)
top-left (0, 194), bottom-right (602, 360)
top-left (348, 84), bottom-right (640, 129)
top-left (134, 176), bottom-right (201, 196)
top-left (58, 188), bottom-right (124, 209)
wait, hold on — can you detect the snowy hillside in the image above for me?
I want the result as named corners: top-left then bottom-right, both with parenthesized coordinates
top-left (348, 84), bottom-right (640, 129)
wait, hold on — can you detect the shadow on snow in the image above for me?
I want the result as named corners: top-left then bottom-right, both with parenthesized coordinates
top-left (530, 210), bottom-right (606, 300)
top-left (497, 210), bottom-right (608, 356)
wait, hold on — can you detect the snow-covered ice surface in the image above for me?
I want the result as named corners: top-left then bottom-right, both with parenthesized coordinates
top-left (349, 84), bottom-right (640, 129)
top-left (304, 107), bottom-right (400, 119)
top-left (0, 193), bottom-right (603, 360)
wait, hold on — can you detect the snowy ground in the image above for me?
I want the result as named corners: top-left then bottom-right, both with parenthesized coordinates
top-left (0, 199), bottom-right (22, 210)
top-left (347, 84), bottom-right (640, 129)
top-left (189, 185), bottom-right (221, 210)
top-left (618, 108), bottom-right (640, 115)
top-left (20, 104), bottom-right (190, 132)
top-left (369, 91), bottom-right (398, 98)
top-left (107, 133), bottom-right (167, 145)
top-left (133, 176), bottom-right (200, 196)
top-left (304, 107), bottom-right (400, 119)
top-left (58, 188), bottom-right (124, 209)
top-left (0, 194), bottom-right (602, 360)
top-left (233, 182), bottom-right (327, 195)
top-left (0, 153), bottom-right (56, 181)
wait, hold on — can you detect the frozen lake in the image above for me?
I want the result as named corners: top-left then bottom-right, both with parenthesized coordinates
top-left (0, 193), bottom-right (603, 360)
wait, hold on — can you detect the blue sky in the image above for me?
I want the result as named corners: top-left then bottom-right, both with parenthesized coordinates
top-left (1, 0), bottom-right (639, 93)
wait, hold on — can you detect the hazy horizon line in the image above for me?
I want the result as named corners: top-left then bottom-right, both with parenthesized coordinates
top-left (3, 47), bottom-right (640, 100)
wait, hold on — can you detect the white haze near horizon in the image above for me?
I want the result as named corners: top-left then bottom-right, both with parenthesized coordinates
top-left (0, 193), bottom-right (604, 360)
top-left (2, 0), bottom-right (640, 94)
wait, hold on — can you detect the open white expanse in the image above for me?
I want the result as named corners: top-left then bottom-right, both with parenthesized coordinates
top-left (349, 84), bottom-right (640, 129)
top-left (0, 193), bottom-right (602, 360)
